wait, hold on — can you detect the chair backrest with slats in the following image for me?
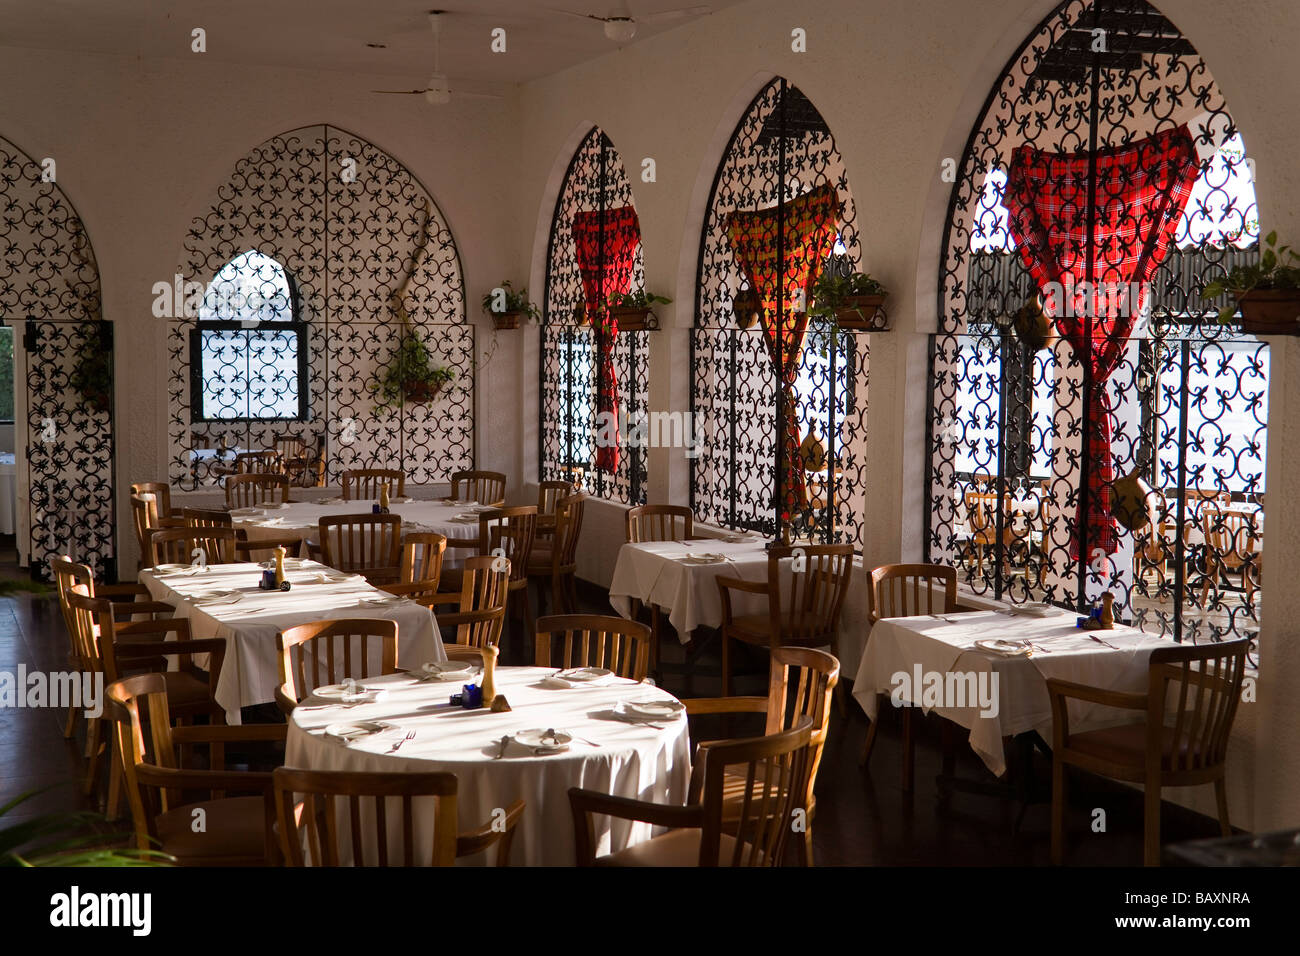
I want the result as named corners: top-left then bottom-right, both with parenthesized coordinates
top-left (451, 470), bottom-right (507, 507)
top-left (480, 506), bottom-right (537, 586)
top-left (272, 767), bottom-right (459, 867)
top-left (183, 507), bottom-right (234, 531)
top-left (868, 563), bottom-right (957, 624)
top-left (626, 504), bottom-right (693, 543)
top-left (765, 545), bottom-right (855, 646)
top-left (276, 619), bottom-right (399, 705)
top-left (764, 647), bottom-right (839, 813)
top-left (318, 514), bottom-right (403, 580)
top-left (694, 718), bottom-right (813, 867)
top-left (225, 473), bottom-right (290, 509)
top-left (534, 614), bottom-right (651, 681)
top-left (236, 450), bottom-right (281, 474)
top-left (106, 673), bottom-right (181, 846)
top-left (551, 492), bottom-right (588, 572)
top-left (130, 493), bottom-right (162, 556)
top-left (52, 556), bottom-right (98, 660)
top-left (130, 482), bottom-right (174, 518)
top-left (148, 527), bottom-right (237, 567)
top-left (399, 532), bottom-right (447, 592)
top-left (1148, 639), bottom-right (1249, 775)
top-left (342, 469), bottom-right (407, 501)
top-left (1200, 505), bottom-right (1260, 568)
top-left (434, 555), bottom-right (509, 648)
top-left (537, 480), bottom-right (576, 517)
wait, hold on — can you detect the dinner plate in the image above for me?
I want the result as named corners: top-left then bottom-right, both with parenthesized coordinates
top-left (358, 594), bottom-right (404, 606)
top-left (190, 590), bottom-right (241, 604)
top-left (451, 514), bottom-right (480, 523)
top-left (419, 661), bottom-right (475, 680)
top-left (312, 683), bottom-right (386, 703)
top-left (620, 699), bottom-right (685, 720)
top-left (324, 721), bottom-right (390, 741)
top-left (152, 563), bottom-right (188, 573)
top-left (229, 508), bottom-right (264, 517)
top-left (1006, 602), bottom-right (1057, 618)
top-left (513, 728), bottom-right (573, 752)
top-left (555, 667), bottom-right (612, 682)
top-left (679, 553), bottom-right (726, 565)
top-left (974, 639), bottom-right (1032, 657)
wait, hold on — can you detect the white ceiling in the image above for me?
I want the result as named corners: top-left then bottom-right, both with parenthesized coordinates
top-left (0, 1), bottom-right (746, 94)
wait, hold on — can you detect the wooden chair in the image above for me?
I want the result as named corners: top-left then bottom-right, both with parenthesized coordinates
top-left (236, 450), bottom-right (281, 474)
top-left (423, 555), bottom-right (509, 649)
top-left (962, 490), bottom-right (1019, 578)
top-left (274, 619), bottom-right (399, 714)
top-left (569, 718), bottom-right (814, 866)
top-left (342, 468), bottom-right (407, 501)
top-left (317, 514), bottom-right (403, 584)
top-left (379, 532), bottom-right (447, 601)
top-left (626, 503), bottom-right (695, 543)
top-left (272, 768), bottom-right (524, 867)
top-left (130, 492), bottom-right (185, 571)
top-left (182, 507), bottom-right (304, 560)
top-left (450, 470), bottom-right (507, 507)
top-left (147, 526), bottom-right (239, 567)
top-left (224, 473), bottom-right (291, 509)
top-left (280, 435), bottom-right (326, 488)
top-left (1198, 505), bottom-right (1261, 607)
top-left (107, 674), bottom-right (285, 866)
top-left (859, 563), bottom-right (959, 787)
top-left (1049, 638), bottom-right (1249, 866)
top-left (536, 479), bottom-right (577, 538)
top-left (534, 614), bottom-right (651, 681)
top-left (527, 491), bottom-right (587, 616)
top-left (682, 646), bottom-right (838, 865)
top-left (130, 482), bottom-right (182, 520)
top-left (717, 544), bottom-right (854, 697)
top-left (441, 506), bottom-right (538, 639)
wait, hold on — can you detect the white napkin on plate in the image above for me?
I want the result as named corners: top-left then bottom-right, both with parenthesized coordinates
top-left (541, 669), bottom-right (621, 689)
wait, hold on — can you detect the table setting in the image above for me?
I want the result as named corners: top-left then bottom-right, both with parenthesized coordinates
top-left (284, 664), bottom-right (692, 865)
top-left (139, 558), bottom-right (445, 722)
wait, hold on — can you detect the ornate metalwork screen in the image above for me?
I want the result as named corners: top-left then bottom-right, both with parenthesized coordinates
top-left (692, 78), bottom-right (867, 545)
top-left (171, 125), bottom-right (473, 489)
top-left (541, 127), bottom-right (648, 504)
top-left (928, 0), bottom-right (1264, 648)
top-left (0, 134), bottom-right (115, 581)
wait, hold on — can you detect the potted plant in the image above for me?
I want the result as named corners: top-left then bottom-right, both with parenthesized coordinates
top-left (481, 280), bottom-right (542, 330)
top-left (809, 271), bottom-right (889, 331)
top-left (1203, 231), bottom-right (1300, 334)
top-left (370, 331), bottom-right (455, 410)
top-left (69, 322), bottom-right (113, 414)
top-left (1010, 296), bottom-right (1058, 351)
top-left (732, 288), bottom-right (761, 329)
top-left (606, 290), bottom-right (671, 332)
top-left (571, 304), bottom-right (592, 328)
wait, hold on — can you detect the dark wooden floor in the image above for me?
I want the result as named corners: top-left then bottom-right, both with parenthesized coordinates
top-left (1, 568), bottom-right (1232, 864)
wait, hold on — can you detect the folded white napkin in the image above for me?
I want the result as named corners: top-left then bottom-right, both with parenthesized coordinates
top-left (541, 669), bottom-right (621, 689)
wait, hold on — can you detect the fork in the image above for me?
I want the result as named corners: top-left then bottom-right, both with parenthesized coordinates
top-left (387, 730), bottom-right (416, 753)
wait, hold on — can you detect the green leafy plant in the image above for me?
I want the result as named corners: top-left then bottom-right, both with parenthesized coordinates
top-left (69, 322), bottom-right (113, 414)
top-left (1203, 231), bottom-right (1300, 322)
top-left (0, 788), bottom-right (172, 867)
top-left (370, 332), bottom-right (454, 411)
top-left (808, 271), bottom-right (888, 319)
top-left (606, 290), bottom-right (672, 310)
top-left (480, 280), bottom-right (542, 321)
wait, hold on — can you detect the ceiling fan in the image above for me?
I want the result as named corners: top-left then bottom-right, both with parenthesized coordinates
top-left (553, 2), bottom-right (712, 42)
top-left (371, 11), bottom-right (500, 105)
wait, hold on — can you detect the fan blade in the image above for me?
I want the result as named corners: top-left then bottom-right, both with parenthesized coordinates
top-left (371, 89), bottom-right (427, 95)
top-left (550, 8), bottom-right (608, 22)
top-left (641, 5), bottom-right (711, 23)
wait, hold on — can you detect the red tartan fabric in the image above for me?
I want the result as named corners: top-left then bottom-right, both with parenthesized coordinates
top-left (726, 182), bottom-right (840, 518)
top-left (572, 205), bottom-right (641, 473)
top-left (1005, 125), bottom-right (1200, 559)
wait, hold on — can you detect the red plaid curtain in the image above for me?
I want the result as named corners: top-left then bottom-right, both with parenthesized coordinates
top-left (572, 205), bottom-right (641, 473)
top-left (726, 182), bottom-right (840, 519)
top-left (1005, 125), bottom-right (1200, 558)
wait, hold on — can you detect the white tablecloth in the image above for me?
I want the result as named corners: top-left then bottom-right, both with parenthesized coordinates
top-left (852, 608), bottom-right (1172, 776)
top-left (608, 538), bottom-right (776, 640)
top-left (0, 452), bottom-right (13, 535)
top-left (235, 498), bottom-right (485, 566)
top-left (140, 559), bottom-right (446, 722)
top-left (285, 666), bottom-right (693, 865)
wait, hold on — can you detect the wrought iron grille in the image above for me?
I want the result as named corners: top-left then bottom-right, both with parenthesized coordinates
top-left (171, 125), bottom-right (473, 490)
top-left (692, 78), bottom-right (867, 545)
top-left (540, 127), bottom-right (648, 504)
top-left (927, 0), bottom-right (1264, 648)
top-left (0, 134), bottom-right (115, 581)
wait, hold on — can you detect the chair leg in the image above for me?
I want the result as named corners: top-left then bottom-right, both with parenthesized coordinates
top-left (1143, 783), bottom-right (1162, 867)
top-left (901, 707), bottom-right (915, 792)
top-left (859, 695), bottom-right (882, 768)
top-left (1214, 777), bottom-right (1231, 837)
top-left (721, 630), bottom-right (731, 697)
top-left (798, 823), bottom-right (815, 867)
top-left (650, 605), bottom-right (662, 678)
top-left (83, 718), bottom-right (103, 795)
top-left (64, 701), bottom-right (79, 739)
top-left (1051, 756), bottom-right (1066, 865)
top-left (106, 738), bottom-right (123, 820)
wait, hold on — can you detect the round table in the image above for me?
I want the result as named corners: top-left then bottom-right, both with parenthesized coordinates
top-left (284, 666), bottom-right (693, 865)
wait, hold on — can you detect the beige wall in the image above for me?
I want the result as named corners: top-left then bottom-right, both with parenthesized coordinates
top-left (1, 0), bottom-right (1296, 834)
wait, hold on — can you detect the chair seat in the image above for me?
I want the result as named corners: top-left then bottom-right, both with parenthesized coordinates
top-left (726, 612), bottom-right (832, 646)
top-left (156, 796), bottom-right (268, 864)
top-left (596, 828), bottom-right (741, 867)
top-left (1067, 721), bottom-right (1197, 771)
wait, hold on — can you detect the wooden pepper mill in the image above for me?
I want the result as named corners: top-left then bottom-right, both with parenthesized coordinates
top-left (480, 643), bottom-right (499, 706)
top-left (379, 481), bottom-right (390, 513)
top-left (1098, 591), bottom-right (1114, 629)
top-left (274, 545), bottom-right (287, 589)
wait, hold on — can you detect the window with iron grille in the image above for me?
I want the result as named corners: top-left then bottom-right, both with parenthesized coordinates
top-left (692, 77), bottom-right (867, 546)
top-left (540, 128), bottom-right (648, 504)
top-left (927, 0), bottom-right (1264, 653)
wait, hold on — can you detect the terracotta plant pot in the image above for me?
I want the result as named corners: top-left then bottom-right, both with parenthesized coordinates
top-left (611, 305), bottom-right (658, 332)
top-left (1238, 289), bottom-right (1300, 335)
top-left (1012, 297), bottom-right (1059, 350)
top-left (491, 310), bottom-right (526, 330)
top-left (733, 291), bottom-right (761, 329)
top-left (831, 294), bottom-right (887, 330)
top-left (572, 306), bottom-right (590, 328)
top-left (402, 380), bottom-right (445, 403)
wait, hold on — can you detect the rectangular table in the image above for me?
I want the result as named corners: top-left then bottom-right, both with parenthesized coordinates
top-left (608, 538), bottom-right (775, 642)
top-left (140, 559), bottom-right (446, 722)
top-left (852, 608), bottom-right (1172, 776)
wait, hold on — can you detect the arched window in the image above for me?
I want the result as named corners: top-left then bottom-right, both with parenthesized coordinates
top-left (191, 250), bottom-right (307, 421)
top-left (928, 0), bottom-right (1263, 648)
top-left (541, 127), bottom-right (648, 503)
top-left (693, 78), bottom-right (866, 545)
